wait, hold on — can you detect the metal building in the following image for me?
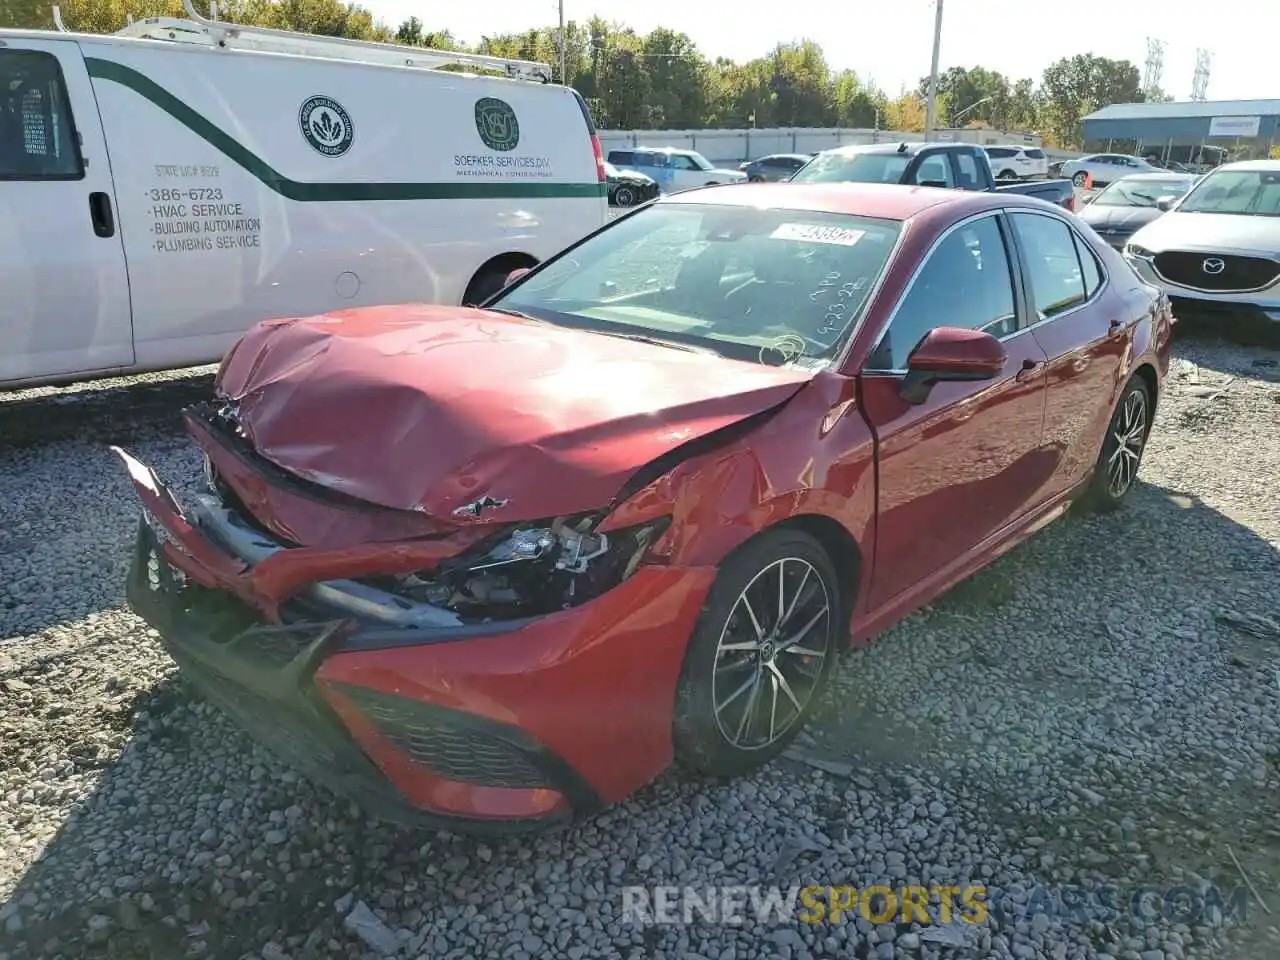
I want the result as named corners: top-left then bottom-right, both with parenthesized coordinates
top-left (1081, 99), bottom-right (1280, 166)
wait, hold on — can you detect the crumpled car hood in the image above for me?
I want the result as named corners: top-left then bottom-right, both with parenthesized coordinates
top-left (215, 304), bottom-right (813, 522)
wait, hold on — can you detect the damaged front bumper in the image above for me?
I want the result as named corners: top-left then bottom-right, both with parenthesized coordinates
top-left (118, 450), bottom-right (715, 832)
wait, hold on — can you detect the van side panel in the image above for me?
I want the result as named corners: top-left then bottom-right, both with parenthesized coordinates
top-left (83, 40), bottom-right (607, 371)
top-left (0, 38), bottom-right (133, 388)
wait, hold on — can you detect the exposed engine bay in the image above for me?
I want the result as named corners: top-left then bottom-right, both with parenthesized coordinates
top-left (197, 404), bottom-right (667, 629)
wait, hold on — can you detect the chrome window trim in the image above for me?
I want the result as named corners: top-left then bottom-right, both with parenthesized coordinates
top-left (860, 207), bottom-right (1112, 376)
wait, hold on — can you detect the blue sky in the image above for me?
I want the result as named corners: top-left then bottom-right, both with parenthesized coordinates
top-left (364, 0), bottom-right (1275, 103)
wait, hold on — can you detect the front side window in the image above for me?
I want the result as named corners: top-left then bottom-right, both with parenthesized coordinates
top-left (1010, 213), bottom-right (1087, 319)
top-left (1176, 169), bottom-right (1280, 216)
top-left (670, 155), bottom-right (701, 171)
top-left (867, 215), bottom-right (1017, 370)
top-left (686, 151), bottom-right (715, 171)
top-left (791, 151), bottom-right (911, 184)
top-left (494, 203), bottom-right (902, 367)
top-left (0, 50), bottom-right (82, 180)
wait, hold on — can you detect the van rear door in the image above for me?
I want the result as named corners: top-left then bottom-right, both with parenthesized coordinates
top-left (0, 38), bottom-right (132, 386)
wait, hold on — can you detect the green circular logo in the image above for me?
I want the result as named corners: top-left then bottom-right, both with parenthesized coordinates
top-left (474, 97), bottom-right (520, 152)
top-left (299, 95), bottom-right (353, 158)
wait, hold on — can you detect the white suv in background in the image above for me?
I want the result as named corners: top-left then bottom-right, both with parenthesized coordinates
top-left (982, 145), bottom-right (1049, 180)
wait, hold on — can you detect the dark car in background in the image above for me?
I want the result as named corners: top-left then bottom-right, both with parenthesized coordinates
top-left (738, 153), bottom-right (813, 182)
top-left (604, 162), bottom-right (660, 208)
top-left (1078, 172), bottom-right (1198, 249)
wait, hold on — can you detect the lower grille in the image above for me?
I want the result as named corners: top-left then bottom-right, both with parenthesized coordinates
top-left (335, 683), bottom-right (554, 789)
top-left (1154, 251), bottom-right (1280, 292)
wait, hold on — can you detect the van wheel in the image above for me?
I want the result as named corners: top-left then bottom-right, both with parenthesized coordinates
top-left (462, 261), bottom-right (532, 307)
top-left (673, 528), bottom-right (839, 778)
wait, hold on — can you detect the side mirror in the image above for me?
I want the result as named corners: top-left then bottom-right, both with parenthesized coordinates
top-left (900, 327), bottom-right (1006, 405)
top-left (505, 266), bottom-right (532, 287)
top-left (1155, 196), bottom-right (1175, 212)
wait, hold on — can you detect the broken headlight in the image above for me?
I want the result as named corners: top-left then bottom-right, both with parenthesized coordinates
top-left (395, 515), bottom-right (670, 619)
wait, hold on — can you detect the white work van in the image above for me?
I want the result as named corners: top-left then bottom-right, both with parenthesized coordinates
top-left (0, 3), bottom-right (608, 390)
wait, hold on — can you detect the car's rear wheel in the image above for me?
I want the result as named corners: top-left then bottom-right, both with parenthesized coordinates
top-left (673, 528), bottom-right (839, 778)
top-left (613, 185), bottom-right (637, 207)
top-left (1072, 171), bottom-right (1089, 186)
top-left (1082, 375), bottom-right (1152, 512)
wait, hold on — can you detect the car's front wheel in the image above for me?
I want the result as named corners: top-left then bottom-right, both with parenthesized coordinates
top-left (613, 185), bottom-right (637, 207)
top-left (673, 528), bottom-right (840, 778)
top-left (1082, 375), bottom-right (1152, 512)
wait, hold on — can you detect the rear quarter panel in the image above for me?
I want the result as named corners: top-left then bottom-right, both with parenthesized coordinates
top-left (84, 38), bottom-right (606, 370)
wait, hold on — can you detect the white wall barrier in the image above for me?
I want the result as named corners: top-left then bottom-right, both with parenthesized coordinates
top-left (596, 127), bottom-right (1079, 166)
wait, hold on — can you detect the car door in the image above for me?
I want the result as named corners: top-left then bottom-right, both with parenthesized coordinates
top-left (0, 39), bottom-right (133, 386)
top-left (668, 153), bottom-right (704, 190)
top-left (1008, 211), bottom-right (1130, 503)
top-left (858, 212), bottom-right (1050, 610)
top-left (909, 151), bottom-right (956, 188)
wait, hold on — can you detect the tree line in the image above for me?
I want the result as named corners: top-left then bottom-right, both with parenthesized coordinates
top-left (2, 0), bottom-right (1155, 147)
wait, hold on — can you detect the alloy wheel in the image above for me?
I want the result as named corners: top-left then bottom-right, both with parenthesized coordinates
top-left (1107, 388), bottom-right (1148, 497)
top-left (710, 557), bottom-right (831, 751)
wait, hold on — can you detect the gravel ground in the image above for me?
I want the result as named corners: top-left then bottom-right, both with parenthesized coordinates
top-left (2, 336), bottom-right (1279, 960)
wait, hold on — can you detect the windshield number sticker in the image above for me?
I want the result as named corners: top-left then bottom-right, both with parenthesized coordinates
top-left (771, 223), bottom-right (866, 246)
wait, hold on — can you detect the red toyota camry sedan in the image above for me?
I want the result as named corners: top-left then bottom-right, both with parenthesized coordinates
top-left (117, 183), bottom-right (1172, 833)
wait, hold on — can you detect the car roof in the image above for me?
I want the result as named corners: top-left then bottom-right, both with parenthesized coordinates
top-left (816, 141), bottom-right (966, 158)
top-left (1115, 171), bottom-right (1195, 181)
top-left (757, 153), bottom-right (810, 161)
top-left (1214, 159), bottom-right (1280, 172)
top-left (659, 181), bottom-right (1023, 221)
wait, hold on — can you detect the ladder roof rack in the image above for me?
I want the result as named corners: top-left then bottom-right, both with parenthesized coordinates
top-left (99, 0), bottom-right (553, 83)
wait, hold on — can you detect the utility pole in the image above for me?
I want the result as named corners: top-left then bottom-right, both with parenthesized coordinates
top-left (923, 0), bottom-right (944, 140)
top-left (558, 0), bottom-right (567, 86)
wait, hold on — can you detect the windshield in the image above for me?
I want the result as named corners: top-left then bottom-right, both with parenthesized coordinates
top-left (1177, 169), bottom-right (1280, 216)
top-left (790, 151), bottom-right (910, 184)
top-left (493, 203), bottom-right (902, 366)
top-left (1093, 177), bottom-right (1194, 208)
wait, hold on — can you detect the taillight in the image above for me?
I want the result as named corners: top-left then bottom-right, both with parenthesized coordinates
top-left (591, 134), bottom-right (606, 182)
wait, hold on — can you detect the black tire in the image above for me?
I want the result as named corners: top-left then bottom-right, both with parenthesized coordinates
top-left (462, 265), bottom-right (521, 307)
top-left (748, 174), bottom-right (765, 182)
top-left (1072, 171), bottom-right (1089, 187)
top-left (613, 185), bottom-right (637, 207)
top-left (1081, 376), bottom-right (1152, 512)
top-left (999, 169), bottom-right (1018, 180)
top-left (673, 527), bottom-right (841, 778)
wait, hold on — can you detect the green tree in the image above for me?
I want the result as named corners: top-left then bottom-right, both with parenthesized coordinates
top-left (1040, 53), bottom-right (1142, 147)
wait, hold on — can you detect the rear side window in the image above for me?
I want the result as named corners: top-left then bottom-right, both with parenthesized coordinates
top-left (1024, 148), bottom-right (1046, 159)
top-left (1073, 232), bottom-right (1103, 297)
top-left (0, 50), bottom-right (82, 180)
top-left (608, 150), bottom-right (634, 165)
top-left (986, 147), bottom-right (1014, 159)
top-left (1010, 213), bottom-right (1087, 318)
top-left (912, 153), bottom-right (954, 188)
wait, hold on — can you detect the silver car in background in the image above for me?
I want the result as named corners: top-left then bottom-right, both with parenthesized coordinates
top-left (1061, 153), bottom-right (1160, 187)
top-left (1078, 172), bottom-right (1198, 249)
top-left (1125, 160), bottom-right (1280, 339)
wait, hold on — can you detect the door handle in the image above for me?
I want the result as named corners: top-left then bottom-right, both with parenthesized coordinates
top-left (1015, 358), bottom-right (1044, 383)
top-left (88, 192), bottom-right (115, 238)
